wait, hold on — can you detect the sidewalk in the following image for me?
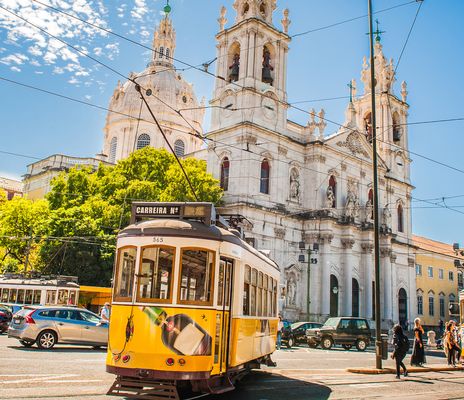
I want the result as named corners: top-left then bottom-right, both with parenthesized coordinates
top-left (348, 364), bottom-right (464, 374)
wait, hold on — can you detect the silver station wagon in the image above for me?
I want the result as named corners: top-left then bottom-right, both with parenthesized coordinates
top-left (8, 306), bottom-right (108, 349)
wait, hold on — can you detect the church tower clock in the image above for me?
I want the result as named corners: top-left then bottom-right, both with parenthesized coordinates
top-left (209, 0), bottom-right (291, 133)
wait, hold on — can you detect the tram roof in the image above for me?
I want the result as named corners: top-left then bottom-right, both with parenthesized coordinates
top-left (119, 219), bottom-right (279, 271)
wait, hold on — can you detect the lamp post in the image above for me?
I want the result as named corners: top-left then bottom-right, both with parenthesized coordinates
top-left (299, 242), bottom-right (318, 320)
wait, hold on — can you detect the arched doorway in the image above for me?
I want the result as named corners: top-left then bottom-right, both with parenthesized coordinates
top-left (398, 288), bottom-right (407, 328)
top-left (352, 278), bottom-right (360, 317)
top-left (330, 275), bottom-right (339, 317)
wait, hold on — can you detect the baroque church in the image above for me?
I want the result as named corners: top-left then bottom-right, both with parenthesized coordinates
top-left (103, 0), bottom-right (415, 329)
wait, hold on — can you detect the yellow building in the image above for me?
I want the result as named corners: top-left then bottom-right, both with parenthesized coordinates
top-left (413, 235), bottom-right (464, 329)
top-left (0, 176), bottom-right (23, 200)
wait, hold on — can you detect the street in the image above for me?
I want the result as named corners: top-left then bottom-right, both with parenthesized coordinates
top-left (1, 334), bottom-right (464, 400)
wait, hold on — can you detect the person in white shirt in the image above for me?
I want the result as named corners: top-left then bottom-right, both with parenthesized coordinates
top-left (277, 316), bottom-right (284, 350)
top-left (100, 302), bottom-right (111, 323)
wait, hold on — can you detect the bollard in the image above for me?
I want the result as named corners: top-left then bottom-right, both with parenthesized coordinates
top-left (381, 333), bottom-right (389, 360)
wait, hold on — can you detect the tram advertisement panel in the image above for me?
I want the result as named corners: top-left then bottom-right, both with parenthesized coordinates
top-left (107, 305), bottom-right (216, 372)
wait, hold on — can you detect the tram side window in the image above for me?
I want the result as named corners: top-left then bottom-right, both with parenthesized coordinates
top-left (243, 265), bottom-right (251, 315)
top-left (257, 272), bottom-right (263, 316)
top-left (114, 247), bottom-right (137, 301)
top-left (137, 246), bottom-right (174, 302)
top-left (58, 289), bottom-right (68, 304)
top-left (46, 290), bottom-right (56, 304)
top-left (179, 249), bottom-right (215, 305)
top-left (273, 278), bottom-right (278, 317)
top-left (25, 290), bottom-right (33, 304)
top-left (218, 261), bottom-right (225, 307)
top-left (263, 275), bottom-right (268, 316)
top-left (33, 290), bottom-right (41, 304)
top-left (17, 289), bottom-right (25, 304)
top-left (250, 269), bottom-right (257, 316)
top-left (0, 289), bottom-right (8, 302)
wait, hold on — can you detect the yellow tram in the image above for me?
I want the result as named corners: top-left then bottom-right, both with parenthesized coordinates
top-left (106, 202), bottom-right (280, 398)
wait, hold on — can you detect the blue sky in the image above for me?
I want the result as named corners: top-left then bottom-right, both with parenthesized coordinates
top-left (0, 0), bottom-right (463, 246)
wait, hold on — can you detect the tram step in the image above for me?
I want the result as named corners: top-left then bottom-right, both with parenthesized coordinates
top-left (107, 377), bottom-right (179, 400)
top-left (208, 376), bottom-right (235, 394)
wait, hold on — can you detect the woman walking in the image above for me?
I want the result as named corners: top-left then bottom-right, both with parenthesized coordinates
top-left (391, 324), bottom-right (409, 379)
top-left (410, 318), bottom-right (426, 366)
top-left (446, 321), bottom-right (461, 366)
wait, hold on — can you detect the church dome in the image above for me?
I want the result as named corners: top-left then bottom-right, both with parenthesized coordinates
top-left (102, 15), bottom-right (204, 164)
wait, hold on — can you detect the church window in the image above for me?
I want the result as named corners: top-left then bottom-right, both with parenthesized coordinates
top-left (417, 290), bottom-right (423, 315)
top-left (428, 293), bottom-right (435, 316)
top-left (260, 159), bottom-right (270, 194)
top-left (165, 48), bottom-right (170, 60)
top-left (220, 157), bottom-right (230, 191)
top-left (364, 112), bottom-right (373, 142)
top-left (159, 46), bottom-right (164, 59)
top-left (228, 43), bottom-right (241, 83)
top-left (439, 294), bottom-right (445, 318)
top-left (182, 95), bottom-right (187, 104)
top-left (109, 137), bottom-right (117, 163)
top-left (328, 175), bottom-right (337, 208)
top-left (174, 139), bottom-right (185, 157)
top-left (242, 2), bottom-right (249, 16)
top-left (392, 112), bottom-right (401, 142)
top-left (136, 133), bottom-right (150, 150)
top-left (397, 203), bottom-right (404, 232)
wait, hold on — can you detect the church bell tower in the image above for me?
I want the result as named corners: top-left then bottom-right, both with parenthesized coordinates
top-left (210, 0), bottom-right (291, 132)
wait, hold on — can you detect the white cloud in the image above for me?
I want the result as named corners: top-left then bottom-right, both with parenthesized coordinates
top-left (131, 0), bottom-right (148, 20)
top-left (0, 53), bottom-right (28, 65)
top-left (84, 94), bottom-right (92, 100)
top-left (10, 66), bottom-right (21, 72)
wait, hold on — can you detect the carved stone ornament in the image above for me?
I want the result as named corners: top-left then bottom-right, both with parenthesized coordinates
top-left (281, 8), bottom-right (291, 34)
top-left (341, 237), bottom-right (355, 249)
top-left (408, 257), bottom-right (415, 268)
top-left (380, 247), bottom-right (392, 258)
top-left (382, 206), bottom-right (392, 227)
top-left (289, 168), bottom-right (300, 201)
top-left (390, 253), bottom-right (397, 263)
top-left (325, 186), bottom-right (335, 209)
top-left (336, 131), bottom-right (370, 158)
top-left (305, 154), bottom-right (326, 164)
top-left (218, 6), bottom-right (227, 31)
top-left (361, 241), bottom-right (374, 253)
top-left (274, 227), bottom-right (286, 239)
top-left (236, 133), bottom-right (257, 145)
top-left (341, 163), bottom-right (348, 171)
top-left (278, 145), bottom-right (288, 156)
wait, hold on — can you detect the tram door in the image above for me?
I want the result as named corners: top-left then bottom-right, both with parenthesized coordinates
top-left (214, 258), bottom-right (233, 374)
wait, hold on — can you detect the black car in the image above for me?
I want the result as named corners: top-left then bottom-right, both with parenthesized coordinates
top-left (291, 322), bottom-right (323, 345)
top-left (281, 320), bottom-right (295, 348)
top-left (306, 317), bottom-right (372, 351)
top-left (0, 306), bottom-right (12, 334)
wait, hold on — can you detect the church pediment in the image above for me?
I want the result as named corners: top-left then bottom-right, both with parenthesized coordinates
top-left (333, 130), bottom-right (371, 159)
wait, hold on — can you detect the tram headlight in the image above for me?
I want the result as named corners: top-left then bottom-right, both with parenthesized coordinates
top-left (166, 357), bottom-right (175, 366)
top-left (178, 358), bottom-right (186, 366)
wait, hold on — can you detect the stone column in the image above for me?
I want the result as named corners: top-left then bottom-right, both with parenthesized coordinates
top-left (246, 29), bottom-right (256, 79)
top-left (319, 234), bottom-right (332, 318)
top-left (361, 241), bottom-right (374, 319)
top-left (342, 237), bottom-right (355, 316)
top-left (381, 247), bottom-right (393, 325)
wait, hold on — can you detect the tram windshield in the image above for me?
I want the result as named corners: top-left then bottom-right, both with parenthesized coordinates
top-left (114, 247), bottom-right (137, 301)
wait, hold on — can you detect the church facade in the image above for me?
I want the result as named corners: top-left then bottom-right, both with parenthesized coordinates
top-left (102, 0), bottom-right (416, 328)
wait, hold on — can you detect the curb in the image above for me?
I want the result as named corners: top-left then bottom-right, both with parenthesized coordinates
top-left (347, 365), bottom-right (464, 374)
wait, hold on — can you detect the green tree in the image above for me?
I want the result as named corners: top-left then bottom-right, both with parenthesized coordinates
top-left (41, 147), bottom-right (222, 285)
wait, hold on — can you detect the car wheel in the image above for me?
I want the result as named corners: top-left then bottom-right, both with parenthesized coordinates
top-left (287, 336), bottom-right (294, 348)
top-left (19, 339), bottom-right (34, 348)
top-left (37, 330), bottom-right (57, 350)
top-left (342, 344), bottom-right (352, 350)
top-left (321, 337), bottom-right (333, 350)
top-left (356, 339), bottom-right (367, 352)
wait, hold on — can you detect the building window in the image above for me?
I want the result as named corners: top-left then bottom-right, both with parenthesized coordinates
top-left (416, 264), bottom-right (422, 276)
top-left (328, 175), bottom-right (337, 208)
top-left (459, 272), bottom-right (463, 289)
top-left (220, 157), bottom-right (230, 191)
top-left (260, 159), bottom-right (270, 194)
top-left (428, 295), bottom-right (435, 316)
top-left (165, 48), bottom-right (170, 59)
top-left (427, 266), bottom-right (433, 278)
top-left (136, 133), bottom-right (150, 150)
top-left (397, 203), bottom-right (404, 233)
top-left (439, 295), bottom-right (445, 318)
top-left (109, 137), bottom-right (117, 163)
top-left (392, 112), bottom-right (401, 142)
top-left (439, 269), bottom-right (444, 280)
top-left (159, 46), bottom-right (164, 58)
top-left (174, 139), bottom-right (185, 157)
top-left (417, 292), bottom-right (423, 315)
top-left (449, 271), bottom-right (454, 281)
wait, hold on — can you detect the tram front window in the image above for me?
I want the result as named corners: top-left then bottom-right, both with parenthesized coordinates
top-left (137, 246), bottom-right (174, 302)
top-left (179, 249), bottom-right (215, 305)
top-left (114, 247), bottom-right (137, 301)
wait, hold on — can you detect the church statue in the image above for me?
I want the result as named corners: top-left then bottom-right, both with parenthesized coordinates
top-left (345, 190), bottom-right (357, 219)
top-left (286, 277), bottom-right (296, 306)
top-left (325, 186), bottom-right (335, 209)
top-left (262, 48), bottom-right (274, 84)
top-left (365, 198), bottom-right (373, 221)
top-left (382, 206), bottom-right (392, 227)
top-left (229, 53), bottom-right (240, 82)
top-left (218, 6), bottom-right (227, 31)
top-left (289, 169), bottom-right (300, 201)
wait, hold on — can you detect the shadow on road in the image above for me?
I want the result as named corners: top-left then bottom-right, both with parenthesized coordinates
top-left (209, 370), bottom-right (332, 400)
top-left (8, 345), bottom-right (107, 353)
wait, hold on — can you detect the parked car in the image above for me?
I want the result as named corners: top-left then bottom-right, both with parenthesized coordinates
top-left (8, 306), bottom-right (108, 349)
top-left (0, 303), bottom-right (25, 315)
top-left (291, 321), bottom-right (323, 345)
top-left (306, 317), bottom-right (372, 351)
top-left (0, 305), bottom-right (12, 334)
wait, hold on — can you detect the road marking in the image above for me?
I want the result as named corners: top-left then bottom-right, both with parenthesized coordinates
top-left (1, 374), bottom-right (77, 384)
top-left (347, 383), bottom-right (389, 388)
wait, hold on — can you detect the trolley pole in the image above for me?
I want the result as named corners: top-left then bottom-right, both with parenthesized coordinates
top-left (368, 0), bottom-right (383, 370)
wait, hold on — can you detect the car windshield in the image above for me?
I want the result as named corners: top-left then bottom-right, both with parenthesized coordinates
top-left (291, 322), bottom-right (305, 330)
top-left (323, 317), bottom-right (340, 327)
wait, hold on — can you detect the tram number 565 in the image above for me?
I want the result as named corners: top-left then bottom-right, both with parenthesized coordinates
top-left (153, 237), bottom-right (164, 243)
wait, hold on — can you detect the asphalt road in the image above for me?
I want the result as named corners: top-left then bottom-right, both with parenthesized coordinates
top-left (1, 333), bottom-right (463, 400)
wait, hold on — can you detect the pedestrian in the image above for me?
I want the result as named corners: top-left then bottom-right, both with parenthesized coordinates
top-left (452, 321), bottom-right (461, 364)
top-left (277, 315), bottom-right (283, 350)
top-left (446, 321), bottom-right (460, 366)
top-left (410, 318), bottom-right (426, 366)
top-left (391, 324), bottom-right (409, 379)
top-left (99, 302), bottom-right (111, 323)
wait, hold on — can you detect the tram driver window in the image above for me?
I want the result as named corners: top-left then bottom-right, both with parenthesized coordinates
top-left (179, 249), bottom-right (215, 305)
top-left (137, 246), bottom-right (174, 302)
top-left (114, 247), bottom-right (137, 301)
top-left (243, 265), bottom-right (251, 315)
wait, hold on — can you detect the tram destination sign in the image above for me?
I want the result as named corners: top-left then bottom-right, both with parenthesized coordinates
top-left (131, 202), bottom-right (215, 225)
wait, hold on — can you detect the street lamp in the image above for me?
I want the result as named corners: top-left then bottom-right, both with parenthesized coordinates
top-left (299, 241), bottom-right (318, 320)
